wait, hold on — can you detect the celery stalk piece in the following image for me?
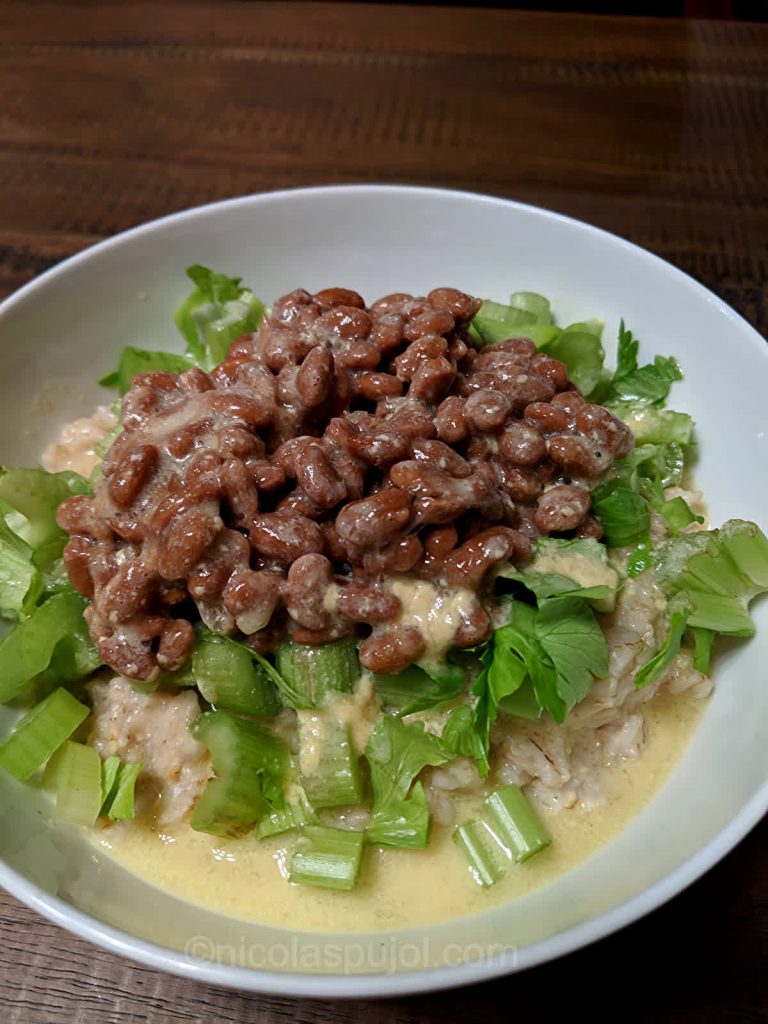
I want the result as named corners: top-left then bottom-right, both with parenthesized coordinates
top-left (193, 634), bottom-right (281, 717)
top-left (453, 820), bottom-right (509, 887)
top-left (455, 784), bottom-right (550, 885)
top-left (298, 714), bottom-right (364, 809)
top-left (0, 592), bottom-right (90, 703)
top-left (258, 786), bottom-right (317, 839)
top-left (101, 759), bottom-right (143, 820)
top-left (190, 711), bottom-right (289, 838)
top-left (0, 688), bottom-right (89, 781)
top-left (289, 825), bottom-right (364, 891)
top-left (486, 784), bottom-right (551, 863)
top-left (275, 639), bottom-right (360, 709)
top-left (43, 740), bottom-right (102, 827)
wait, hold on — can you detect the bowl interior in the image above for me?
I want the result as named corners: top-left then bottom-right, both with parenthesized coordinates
top-left (1, 186), bottom-right (767, 996)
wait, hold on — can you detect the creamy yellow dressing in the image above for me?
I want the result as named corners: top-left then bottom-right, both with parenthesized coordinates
top-left (91, 692), bottom-right (703, 932)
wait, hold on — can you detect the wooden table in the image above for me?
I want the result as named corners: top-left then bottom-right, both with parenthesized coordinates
top-left (1, 3), bottom-right (766, 1020)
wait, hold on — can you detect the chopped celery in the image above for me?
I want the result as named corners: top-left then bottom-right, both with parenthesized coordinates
top-left (190, 711), bottom-right (288, 837)
top-left (100, 755), bottom-right (121, 808)
top-left (0, 467), bottom-right (89, 570)
top-left (372, 658), bottom-right (465, 715)
top-left (258, 787), bottom-right (317, 839)
top-left (193, 633), bottom-right (281, 717)
top-left (365, 714), bottom-right (450, 848)
top-left (101, 760), bottom-right (143, 820)
top-left (0, 688), bottom-right (89, 781)
top-left (543, 326), bottom-right (605, 397)
top-left (453, 819), bottom-right (508, 887)
top-left (298, 714), bottom-right (364, 809)
top-left (659, 496), bottom-right (704, 535)
top-left (0, 592), bottom-right (91, 702)
top-left (691, 626), bottom-right (716, 674)
top-left (0, 514), bottom-right (42, 619)
top-left (496, 536), bottom-right (620, 613)
top-left (99, 347), bottom-right (195, 395)
top-left (455, 784), bottom-right (550, 886)
top-left (174, 265), bottom-right (264, 369)
top-left (43, 740), bottom-right (102, 827)
top-left (609, 403), bottom-right (694, 445)
top-left (508, 290), bottom-right (553, 324)
top-left (275, 639), bottom-right (360, 709)
top-left (289, 825), bottom-right (364, 891)
top-left (486, 785), bottom-right (551, 862)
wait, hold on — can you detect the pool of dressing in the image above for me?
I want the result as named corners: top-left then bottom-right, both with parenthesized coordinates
top-left (91, 691), bottom-right (703, 932)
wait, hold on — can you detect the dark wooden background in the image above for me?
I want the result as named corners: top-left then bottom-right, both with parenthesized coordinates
top-left (1, 3), bottom-right (767, 1021)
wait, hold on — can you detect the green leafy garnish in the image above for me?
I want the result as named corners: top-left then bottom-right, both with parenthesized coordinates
top-left (365, 714), bottom-right (450, 848)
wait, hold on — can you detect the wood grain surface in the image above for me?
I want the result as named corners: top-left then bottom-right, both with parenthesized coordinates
top-left (1, 3), bottom-right (767, 1021)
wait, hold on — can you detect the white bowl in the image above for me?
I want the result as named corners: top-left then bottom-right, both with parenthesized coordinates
top-left (1, 185), bottom-right (767, 998)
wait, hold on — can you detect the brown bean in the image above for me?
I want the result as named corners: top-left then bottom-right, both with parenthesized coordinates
top-left (577, 516), bottom-right (604, 540)
top-left (369, 314), bottom-right (405, 352)
top-left (317, 306), bottom-right (372, 340)
top-left (245, 459), bottom-right (286, 491)
top-left (157, 508), bottom-right (221, 580)
top-left (359, 625), bottom-right (427, 675)
top-left (362, 534), bottom-right (423, 574)
top-left (409, 357), bottom-right (456, 404)
top-left (352, 371), bottom-right (403, 401)
top-left (524, 402), bottom-right (571, 434)
top-left (435, 395), bottom-right (468, 443)
top-left (336, 582), bottom-right (401, 623)
top-left (167, 418), bottom-right (213, 459)
top-left (443, 527), bottom-right (529, 589)
top-left (369, 292), bottom-right (415, 316)
top-left (411, 439), bottom-right (471, 478)
top-left (283, 554), bottom-right (334, 631)
top-left (249, 513), bottom-right (325, 562)
top-left (335, 487), bottom-right (412, 547)
top-left (217, 425), bottom-right (263, 459)
top-left (463, 388), bottom-right (512, 432)
top-left (394, 336), bottom-right (447, 380)
top-left (404, 308), bottom-right (455, 341)
top-left (258, 322), bottom-right (312, 371)
top-left (120, 385), bottom-right (159, 432)
top-left (62, 536), bottom-right (95, 597)
top-left (132, 370), bottom-right (180, 393)
top-left (314, 287), bottom-right (366, 310)
top-left (529, 352), bottom-right (570, 390)
top-left (486, 337), bottom-right (538, 358)
top-left (295, 442), bottom-right (346, 509)
top-left (533, 484), bottom-right (591, 532)
top-left (499, 421), bottom-right (547, 465)
top-left (494, 461), bottom-right (543, 501)
top-left (188, 528), bottom-right (250, 600)
top-left (157, 619), bottom-right (196, 671)
top-left (95, 629), bottom-right (159, 682)
top-left (296, 345), bottom-right (334, 407)
top-left (551, 391), bottom-right (586, 416)
top-left (547, 434), bottom-right (607, 480)
top-left (56, 495), bottom-right (103, 537)
top-left (223, 569), bottom-right (284, 633)
top-left (178, 368), bottom-right (215, 393)
top-left (108, 444), bottom-right (158, 506)
top-left (220, 456), bottom-right (259, 523)
top-left (272, 288), bottom-right (314, 322)
top-left (575, 404), bottom-right (634, 458)
top-left (183, 451), bottom-right (222, 502)
top-left (208, 391), bottom-right (274, 428)
top-left (427, 287), bottom-right (481, 324)
top-left (99, 560), bottom-right (155, 623)
top-left (454, 602), bottom-right (492, 647)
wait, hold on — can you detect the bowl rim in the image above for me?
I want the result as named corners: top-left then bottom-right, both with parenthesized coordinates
top-left (1, 182), bottom-right (767, 999)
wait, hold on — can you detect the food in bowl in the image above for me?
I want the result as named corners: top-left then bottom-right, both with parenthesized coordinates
top-left (1, 266), bottom-right (766, 924)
